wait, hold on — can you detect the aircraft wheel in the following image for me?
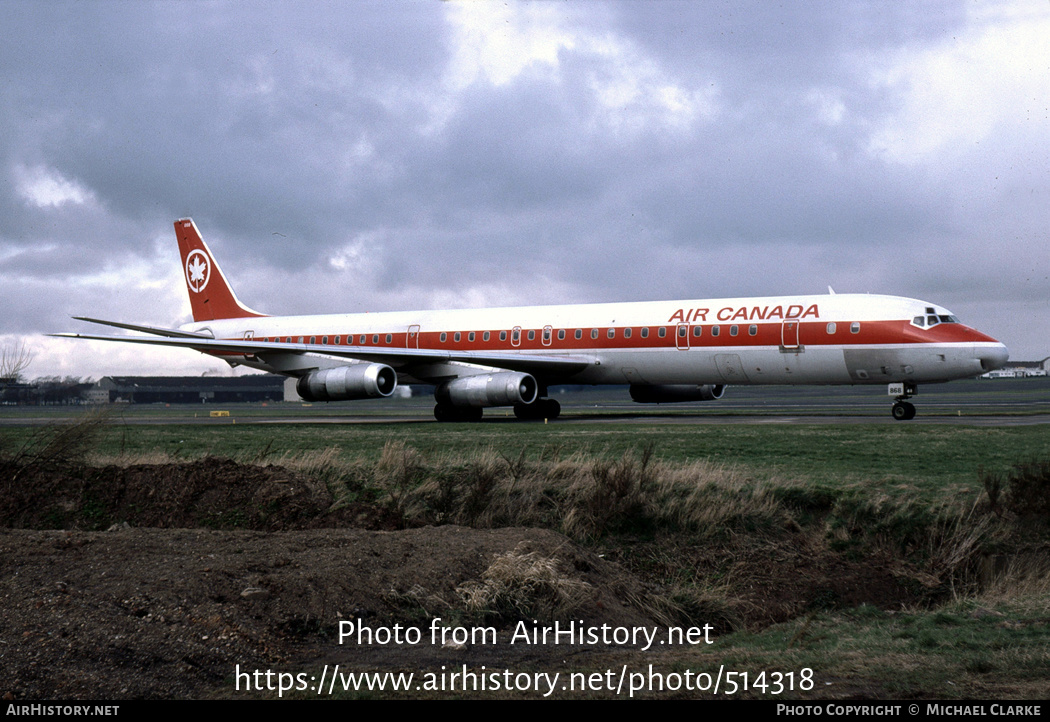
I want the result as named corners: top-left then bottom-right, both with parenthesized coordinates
top-left (514, 399), bottom-right (559, 420)
top-left (434, 403), bottom-right (453, 422)
top-left (542, 398), bottom-right (561, 420)
top-left (513, 402), bottom-right (536, 420)
top-left (891, 401), bottom-right (916, 421)
top-left (435, 403), bottom-right (484, 422)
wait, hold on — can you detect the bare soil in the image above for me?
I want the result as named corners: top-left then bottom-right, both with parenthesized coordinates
top-left (0, 458), bottom-right (946, 699)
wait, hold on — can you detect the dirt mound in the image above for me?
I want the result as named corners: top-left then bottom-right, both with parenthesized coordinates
top-left (0, 457), bottom-right (972, 699)
top-left (0, 458), bottom-right (398, 531)
top-left (1, 525), bottom-right (658, 699)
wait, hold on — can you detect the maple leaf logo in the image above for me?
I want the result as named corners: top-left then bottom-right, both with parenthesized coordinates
top-left (185, 250), bottom-right (210, 293)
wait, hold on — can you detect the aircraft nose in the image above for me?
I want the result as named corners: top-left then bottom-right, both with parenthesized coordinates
top-left (978, 343), bottom-right (1009, 372)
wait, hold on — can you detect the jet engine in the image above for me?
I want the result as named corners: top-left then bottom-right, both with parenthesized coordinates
top-left (296, 364), bottom-right (397, 401)
top-left (629, 384), bottom-right (726, 403)
top-left (435, 372), bottom-right (538, 408)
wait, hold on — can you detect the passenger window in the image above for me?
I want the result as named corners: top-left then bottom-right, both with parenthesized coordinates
top-left (850, 322), bottom-right (860, 334)
top-left (543, 328), bottom-right (550, 341)
top-left (658, 327), bottom-right (666, 338)
top-left (693, 326), bottom-right (702, 337)
top-left (440, 332), bottom-right (447, 342)
top-left (624, 328), bottom-right (632, 339)
top-left (334, 336), bottom-right (341, 344)
top-left (372, 334), bottom-right (379, 344)
top-left (607, 328), bottom-right (615, 339)
top-left (641, 328), bottom-right (649, 338)
top-left (575, 329), bottom-right (582, 340)
top-left (298, 336), bottom-right (304, 343)
top-left (359, 335), bottom-right (366, 344)
top-left (310, 336), bottom-right (316, 344)
top-left (500, 330), bottom-right (507, 341)
top-left (528, 330), bottom-right (535, 341)
top-left (827, 322), bottom-right (837, 334)
top-left (512, 329), bottom-right (519, 341)
top-left (454, 332), bottom-right (461, 342)
top-left (468, 332), bottom-right (475, 342)
top-left (711, 326), bottom-right (720, 337)
top-left (730, 325), bottom-right (738, 336)
top-left (591, 329), bottom-right (599, 339)
top-left (484, 331), bottom-right (491, 341)
top-left (322, 336), bottom-right (328, 344)
top-left (558, 329), bottom-right (565, 340)
top-left (678, 326), bottom-right (687, 337)
top-left (749, 325), bottom-right (757, 336)
top-left (385, 334), bottom-right (392, 343)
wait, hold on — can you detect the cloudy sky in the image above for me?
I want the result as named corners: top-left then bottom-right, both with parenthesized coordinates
top-left (2, 0), bottom-right (1047, 379)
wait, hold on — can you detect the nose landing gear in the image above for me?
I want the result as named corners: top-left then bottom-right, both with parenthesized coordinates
top-left (891, 400), bottom-right (916, 420)
top-left (889, 382), bottom-right (917, 421)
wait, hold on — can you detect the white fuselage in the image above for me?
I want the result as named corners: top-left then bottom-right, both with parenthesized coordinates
top-left (181, 292), bottom-right (1008, 388)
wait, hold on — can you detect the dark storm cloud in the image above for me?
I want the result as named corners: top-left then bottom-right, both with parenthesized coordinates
top-left (1, 1), bottom-right (448, 262)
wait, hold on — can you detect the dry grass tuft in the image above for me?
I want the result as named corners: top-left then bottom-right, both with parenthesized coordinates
top-left (977, 553), bottom-right (1050, 611)
top-left (457, 545), bottom-right (592, 620)
top-left (87, 450), bottom-right (182, 467)
top-left (257, 442), bottom-right (810, 541)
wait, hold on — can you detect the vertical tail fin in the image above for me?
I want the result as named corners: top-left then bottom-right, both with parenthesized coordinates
top-left (175, 218), bottom-right (265, 322)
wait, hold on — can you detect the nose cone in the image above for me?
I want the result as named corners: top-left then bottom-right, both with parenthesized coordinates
top-left (979, 343), bottom-right (1010, 372)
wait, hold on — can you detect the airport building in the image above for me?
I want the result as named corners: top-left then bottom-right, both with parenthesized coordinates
top-left (90, 375), bottom-right (286, 404)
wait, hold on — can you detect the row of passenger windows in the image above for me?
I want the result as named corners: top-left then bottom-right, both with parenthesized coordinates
top-left (431, 323), bottom-right (862, 342)
top-left (262, 322), bottom-right (865, 345)
top-left (261, 334), bottom-right (394, 345)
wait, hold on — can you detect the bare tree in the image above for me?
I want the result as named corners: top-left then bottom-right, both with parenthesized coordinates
top-left (0, 339), bottom-right (34, 381)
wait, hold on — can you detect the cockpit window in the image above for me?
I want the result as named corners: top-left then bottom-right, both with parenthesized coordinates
top-left (912, 313), bottom-right (960, 329)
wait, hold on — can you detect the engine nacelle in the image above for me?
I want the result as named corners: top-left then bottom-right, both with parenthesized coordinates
top-left (435, 372), bottom-right (538, 408)
top-left (296, 364), bottom-right (397, 401)
top-left (629, 384), bottom-right (726, 404)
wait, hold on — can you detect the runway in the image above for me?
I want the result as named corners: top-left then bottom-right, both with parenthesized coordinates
top-left (5, 409), bottom-right (1046, 428)
top-left (3, 377), bottom-right (1048, 427)
top-left (247, 411), bottom-right (1050, 427)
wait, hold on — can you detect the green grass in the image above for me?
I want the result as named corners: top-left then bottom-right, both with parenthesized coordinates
top-left (3, 414), bottom-right (1046, 503)
top-left (702, 598), bottom-right (1050, 699)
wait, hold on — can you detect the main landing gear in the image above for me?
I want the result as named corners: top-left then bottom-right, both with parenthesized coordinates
top-left (513, 398), bottom-right (561, 421)
top-left (433, 402), bottom-right (483, 422)
top-left (433, 398), bottom-right (562, 422)
top-left (889, 382), bottom-right (917, 421)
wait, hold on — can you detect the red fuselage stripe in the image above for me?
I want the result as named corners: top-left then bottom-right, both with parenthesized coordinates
top-left (238, 319), bottom-right (994, 351)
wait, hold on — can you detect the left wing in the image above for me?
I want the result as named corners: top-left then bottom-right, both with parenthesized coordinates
top-left (71, 317), bottom-right (214, 339)
top-left (51, 327), bottom-right (593, 378)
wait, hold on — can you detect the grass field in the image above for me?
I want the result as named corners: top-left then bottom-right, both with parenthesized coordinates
top-left (3, 384), bottom-right (1050, 698)
top-left (5, 408), bottom-right (1049, 503)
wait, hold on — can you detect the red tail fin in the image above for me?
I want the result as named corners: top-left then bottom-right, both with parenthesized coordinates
top-left (175, 219), bottom-right (265, 322)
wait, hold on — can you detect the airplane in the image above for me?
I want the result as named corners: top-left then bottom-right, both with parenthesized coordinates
top-left (55, 218), bottom-right (1010, 421)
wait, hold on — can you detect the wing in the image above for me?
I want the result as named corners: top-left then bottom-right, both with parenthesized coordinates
top-left (71, 317), bottom-right (213, 339)
top-left (51, 325), bottom-right (593, 379)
